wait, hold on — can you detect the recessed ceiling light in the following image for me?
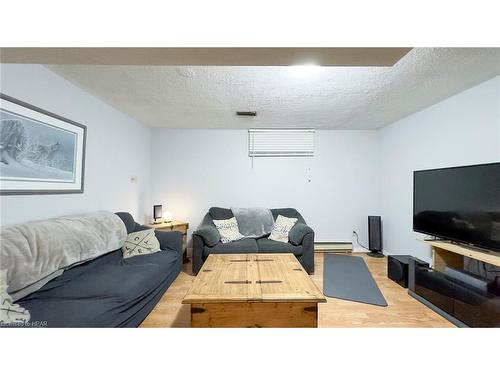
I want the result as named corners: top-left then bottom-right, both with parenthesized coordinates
top-left (289, 64), bottom-right (322, 75)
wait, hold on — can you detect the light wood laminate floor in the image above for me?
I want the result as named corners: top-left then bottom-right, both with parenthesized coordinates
top-left (140, 253), bottom-right (454, 328)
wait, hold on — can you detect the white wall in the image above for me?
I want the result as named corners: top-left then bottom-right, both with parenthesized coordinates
top-left (0, 64), bottom-right (152, 226)
top-left (379, 76), bottom-right (500, 262)
top-left (151, 129), bottom-right (380, 249)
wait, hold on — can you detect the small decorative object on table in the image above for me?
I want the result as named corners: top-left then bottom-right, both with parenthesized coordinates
top-left (149, 220), bottom-right (189, 263)
top-left (153, 204), bottom-right (163, 224)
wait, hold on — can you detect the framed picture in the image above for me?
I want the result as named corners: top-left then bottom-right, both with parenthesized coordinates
top-left (0, 94), bottom-right (86, 195)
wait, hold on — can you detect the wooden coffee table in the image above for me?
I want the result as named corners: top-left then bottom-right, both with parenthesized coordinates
top-left (182, 253), bottom-right (326, 328)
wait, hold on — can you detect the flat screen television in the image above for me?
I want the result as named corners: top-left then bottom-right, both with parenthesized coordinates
top-left (413, 162), bottom-right (500, 253)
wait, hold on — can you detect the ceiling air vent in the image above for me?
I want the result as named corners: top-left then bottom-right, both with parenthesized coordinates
top-left (236, 111), bottom-right (257, 116)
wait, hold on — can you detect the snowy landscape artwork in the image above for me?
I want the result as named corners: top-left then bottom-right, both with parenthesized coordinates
top-left (0, 110), bottom-right (76, 181)
top-left (0, 95), bottom-right (86, 195)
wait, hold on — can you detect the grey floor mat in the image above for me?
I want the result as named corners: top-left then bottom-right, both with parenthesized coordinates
top-left (323, 254), bottom-right (388, 307)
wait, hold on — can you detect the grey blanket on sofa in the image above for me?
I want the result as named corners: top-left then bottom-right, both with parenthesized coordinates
top-left (231, 207), bottom-right (274, 239)
top-left (0, 211), bottom-right (127, 301)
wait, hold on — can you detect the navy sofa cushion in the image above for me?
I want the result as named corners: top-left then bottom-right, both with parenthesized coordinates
top-left (257, 238), bottom-right (303, 255)
top-left (18, 248), bottom-right (181, 328)
top-left (204, 238), bottom-right (258, 256)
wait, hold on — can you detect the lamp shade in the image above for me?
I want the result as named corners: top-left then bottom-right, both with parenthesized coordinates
top-left (163, 211), bottom-right (172, 222)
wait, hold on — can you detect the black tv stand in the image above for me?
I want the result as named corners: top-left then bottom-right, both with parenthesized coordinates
top-left (408, 240), bottom-right (500, 327)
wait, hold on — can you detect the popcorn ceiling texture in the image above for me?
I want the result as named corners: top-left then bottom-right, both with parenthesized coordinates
top-left (47, 48), bottom-right (500, 129)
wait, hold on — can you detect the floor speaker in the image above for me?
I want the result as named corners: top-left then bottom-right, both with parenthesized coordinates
top-left (368, 216), bottom-right (384, 257)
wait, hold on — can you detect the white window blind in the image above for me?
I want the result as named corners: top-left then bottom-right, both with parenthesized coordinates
top-left (248, 128), bottom-right (315, 157)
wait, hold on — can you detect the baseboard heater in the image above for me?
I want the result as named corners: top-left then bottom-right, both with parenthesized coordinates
top-left (314, 241), bottom-right (352, 253)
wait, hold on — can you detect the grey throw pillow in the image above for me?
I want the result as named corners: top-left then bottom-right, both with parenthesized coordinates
top-left (122, 229), bottom-right (161, 259)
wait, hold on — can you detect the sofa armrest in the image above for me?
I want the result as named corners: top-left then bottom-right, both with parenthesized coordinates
top-left (193, 225), bottom-right (220, 247)
top-left (134, 224), bottom-right (183, 255)
top-left (192, 234), bottom-right (205, 275)
top-left (155, 230), bottom-right (183, 255)
top-left (289, 223), bottom-right (314, 246)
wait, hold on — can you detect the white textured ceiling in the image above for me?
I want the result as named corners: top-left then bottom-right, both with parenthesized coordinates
top-left (47, 48), bottom-right (500, 129)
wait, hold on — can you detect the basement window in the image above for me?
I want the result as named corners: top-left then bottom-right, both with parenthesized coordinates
top-left (248, 128), bottom-right (315, 157)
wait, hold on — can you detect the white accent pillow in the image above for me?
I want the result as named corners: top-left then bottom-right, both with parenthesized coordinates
top-left (121, 229), bottom-right (161, 259)
top-left (213, 217), bottom-right (244, 243)
top-left (269, 215), bottom-right (298, 243)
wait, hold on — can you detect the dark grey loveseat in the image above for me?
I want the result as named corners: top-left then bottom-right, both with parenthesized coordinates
top-left (192, 207), bottom-right (314, 275)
